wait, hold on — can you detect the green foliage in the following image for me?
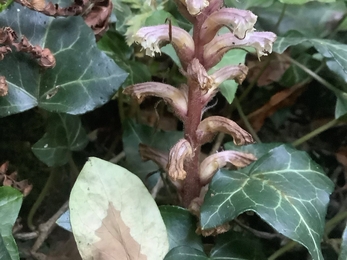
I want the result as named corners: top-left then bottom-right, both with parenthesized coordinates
top-left (160, 206), bottom-right (203, 251)
top-left (201, 145), bottom-right (334, 260)
top-left (0, 4), bottom-right (127, 117)
top-left (0, 187), bottom-right (22, 260)
top-left (31, 113), bottom-right (88, 167)
top-left (339, 223), bottom-right (347, 260)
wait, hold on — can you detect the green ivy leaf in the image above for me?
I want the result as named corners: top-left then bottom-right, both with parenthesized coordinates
top-left (339, 223), bottom-right (347, 260)
top-left (201, 145), bottom-right (334, 260)
top-left (280, 0), bottom-right (335, 3)
top-left (0, 3), bottom-right (127, 117)
top-left (254, 2), bottom-right (345, 37)
top-left (210, 231), bottom-right (266, 260)
top-left (224, 142), bottom-right (283, 158)
top-left (122, 119), bottom-right (183, 181)
top-left (145, 10), bottom-right (177, 27)
top-left (274, 37), bottom-right (347, 118)
top-left (70, 157), bottom-right (169, 259)
top-left (164, 246), bottom-right (208, 260)
top-left (160, 206), bottom-right (203, 251)
top-left (0, 186), bottom-right (22, 260)
top-left (209, 49), bottom-right (247, 104)
top-left (32, 113), bottom-right (88, 167)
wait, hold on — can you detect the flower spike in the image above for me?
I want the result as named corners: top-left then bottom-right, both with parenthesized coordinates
top-left (133, 24), bottom-right (194, 69)
top-left (200, 8), bottom-right (257, 45)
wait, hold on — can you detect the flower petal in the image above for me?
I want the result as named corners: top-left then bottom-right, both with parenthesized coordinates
top-left (133, 24), bottom-right (194, 68)
top-left (197, 116), bottom-right (254, 145)
top-left (167, 139), bottom-right (194, 180)
top-left (185, 0), bottom-right (209, 15)
top-left (123, 82), bottom-right (188, 120)
top-left (200, 8), bottom-right (257, 45)
top-left (199, 150), bottom-right (256, 185)
top-left (204, 31), bottom-right (277, 69)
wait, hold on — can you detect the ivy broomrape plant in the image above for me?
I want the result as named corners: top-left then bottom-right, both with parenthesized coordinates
top-left (123, 0), bottom-right (276, 209)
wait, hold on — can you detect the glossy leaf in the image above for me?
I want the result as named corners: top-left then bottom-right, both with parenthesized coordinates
top-left (32, 113), bottom-right (88, 167)
top-left (225, 0), bottom-right (274, 9)
top-left (70, 157), bottom-right (169, 260)
top-left (160, 206), bottom-right (203, 251)
top-left (0, 3), bottom-right (127, 117)
top-left (339, 223), bottom-right (347, 260)
top-left (254, 2), bottom-right (345, 37)
top-left (210, 231), bottom-right (266, 260)
top-left (164, 246), bottom-right (208, 260)
top-left (209, 49), bottom-right (247, 104)
top-left (224, 142), bottom-right (282, 158)
top-left (201, 145), bottom-right (334, 260)
top-left (0, 186), bottom-right (23, 260)
top-left (280, 0), bottom-right (335, 3)
top-left (122, 119), bottom-right (183, 181)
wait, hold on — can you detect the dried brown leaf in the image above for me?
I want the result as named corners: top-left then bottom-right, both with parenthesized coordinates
top-left (247, 84), bottom-right (305, 132)
top-left (93, 203), bottom-right (147, 260)
top-left (0, 76), bottom-right (8, 96)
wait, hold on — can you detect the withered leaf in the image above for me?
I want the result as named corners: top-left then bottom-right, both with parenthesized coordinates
top-left (0, 76), bottom-right (8, 96)
top-left (93, 203), bottom-right (147, 260)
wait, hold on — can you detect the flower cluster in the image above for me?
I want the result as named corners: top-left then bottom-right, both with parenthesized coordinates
top-left (124, 0), bottom-right (276, 209)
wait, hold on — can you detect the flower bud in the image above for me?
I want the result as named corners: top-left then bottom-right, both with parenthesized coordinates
top-left (133, 25), bottom-right (194, 69)
top-left (197, 116), bottom-right (254, 145)
top-left (200, 8), bottom-right (257, 45)
top-left (185, 0), bottom-right (209, 15)
top-left (123, 82), bottom-right (188, 120)
top-left (199, 150), bottom-right (256, 185)
top-left (167, 139), bottom-right (194, 180)
top-left (186, 58), bottom-right (213, 93)
top-left (204, 31), bottom-right (277, 70)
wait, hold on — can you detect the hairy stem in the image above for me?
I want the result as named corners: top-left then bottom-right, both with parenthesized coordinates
top-left (181, 15), bottom-right (206, 207)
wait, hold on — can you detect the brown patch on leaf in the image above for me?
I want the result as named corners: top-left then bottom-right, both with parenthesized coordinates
top-left (93, 203), bottom-right (147, 260)
top-left (247, 84), bottom-right (306, 132)
top-left (0, 76), bottom-right (8, 96)
top-left (0, 161), bottom-right (33, 196)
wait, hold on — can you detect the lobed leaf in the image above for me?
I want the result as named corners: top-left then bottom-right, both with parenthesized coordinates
top-left (0, 3), bottom-right (127, 117)
top-left (201, 145), bottom-right (334, 260)
top-left (32, 113), bottom-right (88, 167)
top-left (70, 157), bottom-right (169, 260)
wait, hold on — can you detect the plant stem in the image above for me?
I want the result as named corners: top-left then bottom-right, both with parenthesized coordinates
top-left (274, 4), bottom-right (287, 32)
top-left (181, 16), bottom-right (205, 207)
top-left (234, 97), bottom-right (261, 143)
top-left (291, 118), bottom-right (340, 147)
top-left (325, 210), bottom-right (347, 236)
top-left (268, 240), bottom-right (297, 260)
top-left (27, 168), bottom-right (59, 231)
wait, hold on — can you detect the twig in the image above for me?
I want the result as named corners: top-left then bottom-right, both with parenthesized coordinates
top-left (109, 151), bottom-right (126, 164)
top-left (31, 200), bottom-right (69, 253)
top-left (234, 97), bottom-right (261, 143)
top-left (268, 240), bottom-right (297, 260)
top-left (234, 219), bottom-right (280, 240)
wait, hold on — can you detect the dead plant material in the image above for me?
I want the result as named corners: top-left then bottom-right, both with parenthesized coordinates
top-left (0, 161), bottom-right (33, 196)
top-left (0, 27), bottom-right (56, 68)
top-left (336, 146), bottom-right (347, 187)
top-left (247, 53), bottom-right (290, 87)
top-left (247, 84), bottom-right (306, 132)
top-left (0, 76), bottom-right (8, 96)
top-left (15, 0), bottom-right (113, 38)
